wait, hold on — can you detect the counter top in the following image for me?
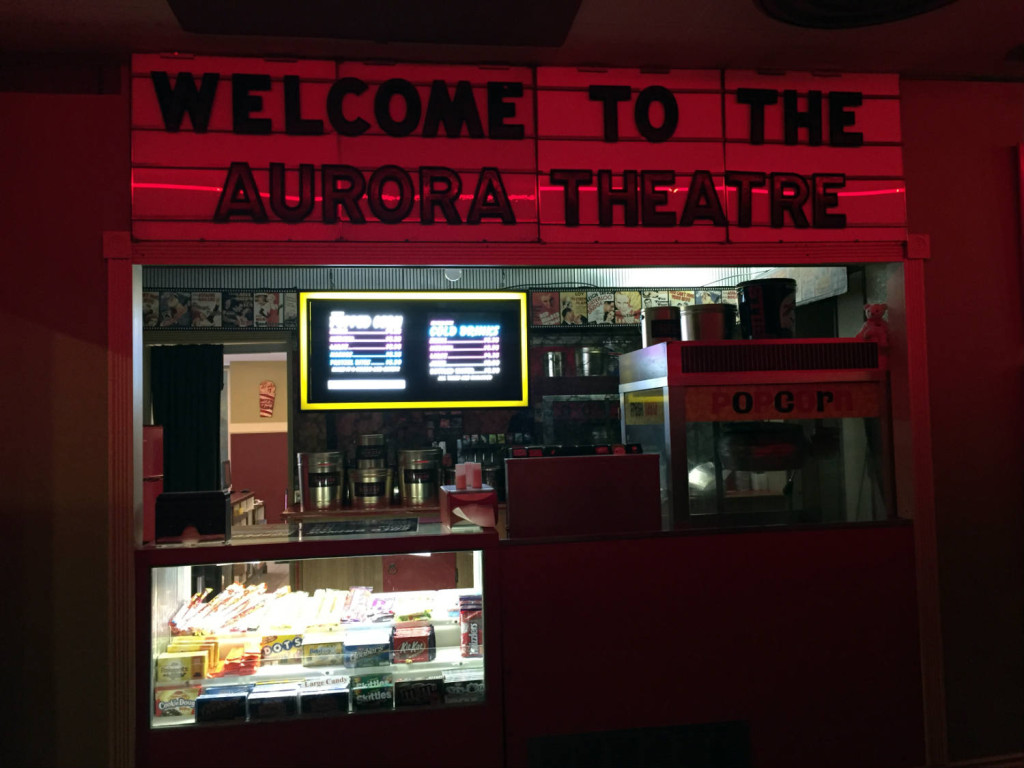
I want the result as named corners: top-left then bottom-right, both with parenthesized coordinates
top-left (136, 521), bottom-right (498, 567)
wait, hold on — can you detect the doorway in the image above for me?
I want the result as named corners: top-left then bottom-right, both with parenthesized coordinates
top-left (223, 348), bottom-right (291, 523)
top-left (142, 338), bottom-right (293, 528)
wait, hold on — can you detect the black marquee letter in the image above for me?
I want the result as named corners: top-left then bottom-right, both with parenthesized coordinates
top-left (770, 173), bottom-right (810, 228)
top-left (679, 170), bottom-right (727, 227)
top-left (828, 92), bottom-right (864, 147)
top-left (326, 78), bottom-right (370, 136)
top-left (813, 174), bottom-right (846, 228)
top-left (486, 82), bottom-right (525, 140)
top-left (232, 74), bottom-right (272, 134)
top-left (588, 85), bottom-right (632, 142)
top-left (374, 79), bottom-right (421, 137)
top-left (641, 170), bottom-right (676, 227)
top-left (367, 165), bottom-right (415, 223)
top-left (321, 165), bottom-right (366, 223)
top-left (725, 171), bottom-right (766, 227)
top-left (269, 163), bottom-right (316, 222)
top-left (150, 71), bottom-right (220, 132)
top-left (284, 75), bottom-right (323, 135)
top-left (549, 169), bottom-right (592, 227)
top-left (423, 81), bottom-right (484, 138)
top-left (214, 162), bottom-right (267, 221)
top-left (634, 86), bottom-right (678, 143)
top-left (467, 168), bottom-right (515, 224)
top-left (736, 88), bottom-right (778, 145)
top-left (419, 167), bottom-right (463, 224)
top-left (783, 90), bottom-right (823, 145)
top-left (598, 170), bottom-right (638, 227)
top-left (468, 168), bottom-right (516, 225)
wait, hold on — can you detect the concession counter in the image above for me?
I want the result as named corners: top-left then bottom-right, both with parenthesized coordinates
top-left (115, 55), bottom-right (934, 768)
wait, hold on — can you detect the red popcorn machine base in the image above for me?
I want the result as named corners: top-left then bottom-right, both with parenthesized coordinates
top-left (440, 485), bottom-right (498, 529)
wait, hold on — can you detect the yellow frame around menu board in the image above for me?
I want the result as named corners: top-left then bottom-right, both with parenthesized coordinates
top-left (299, 291), bottom-right (530, 410)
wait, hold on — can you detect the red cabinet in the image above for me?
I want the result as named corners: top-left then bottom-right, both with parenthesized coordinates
top-left (382, 552), bottom-right (458, 591)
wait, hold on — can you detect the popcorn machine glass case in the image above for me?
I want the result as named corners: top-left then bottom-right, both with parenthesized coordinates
top-left (619, 340), bottom-right (893, 530)
top-left (138, 530), bottom-right (494, 752)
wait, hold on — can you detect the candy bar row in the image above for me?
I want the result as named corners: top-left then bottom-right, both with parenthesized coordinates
top-left (157, 602), bottom-right (483, 687)
top-left (155, 669), bottom-right (485, 722)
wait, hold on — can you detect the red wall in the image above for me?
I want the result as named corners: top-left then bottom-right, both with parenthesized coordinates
top-left (1, 86), bottom-right (130, 767)
top-left (900, 80), bottom-right (1024, 761)
top-left (230, 432), bottom-right (289, 523)
top-left (4, 67), bottom-right (1022, 767)
top-left (500, 526), bottom-right (925, 768)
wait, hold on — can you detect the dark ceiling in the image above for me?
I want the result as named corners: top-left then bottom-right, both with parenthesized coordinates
top-left (1, 0), bottom-right (1022, 81)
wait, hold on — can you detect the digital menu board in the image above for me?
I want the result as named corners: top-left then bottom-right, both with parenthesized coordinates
top-left (300, 291), bottom-right (528, 410)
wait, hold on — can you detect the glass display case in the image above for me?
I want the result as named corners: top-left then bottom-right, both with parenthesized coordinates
top-left (619, 339), bottom-right (893, 530)
top-left (136, 528), bottom-right (501, 767)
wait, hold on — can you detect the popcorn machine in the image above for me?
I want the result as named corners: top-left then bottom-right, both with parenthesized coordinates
top-left (618, 340), bottom-right (894, 530)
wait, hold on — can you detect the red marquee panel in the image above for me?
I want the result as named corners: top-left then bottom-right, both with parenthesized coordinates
top-left (721, 71), bottom-right (905, 242)
top-left (130, 56), bottom-right (907, 245)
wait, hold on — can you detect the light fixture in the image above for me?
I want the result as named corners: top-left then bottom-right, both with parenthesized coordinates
top-left (754, 0), bottom-right (958, 29)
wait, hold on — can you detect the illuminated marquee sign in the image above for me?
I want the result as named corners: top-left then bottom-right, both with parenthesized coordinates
top-left (130, 56), bottom-right (905, 243)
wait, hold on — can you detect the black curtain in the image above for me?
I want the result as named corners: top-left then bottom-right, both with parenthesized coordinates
top-left (151, 344), bottom-right (224, 492)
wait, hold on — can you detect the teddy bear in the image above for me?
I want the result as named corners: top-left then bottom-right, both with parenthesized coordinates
top-left (856, 303), bottom-right (889, 347)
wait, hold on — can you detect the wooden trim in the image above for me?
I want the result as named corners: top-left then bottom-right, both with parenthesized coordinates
top-left (106, 235), bottom-right (136, 768)
top-left (903, 256), bottom-right (948, 765)
top-left (229, 422), bottom-right (289, 434)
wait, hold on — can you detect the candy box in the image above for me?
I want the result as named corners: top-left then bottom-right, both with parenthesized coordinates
top-left (459, 594), bottom-right (484, 658)
top-left (194, 685), bottom-right (250, 723)
top-left (215, 636), bottom-right (253, 662)
top-left (394, 605), bottom-right (432, 623)
top-left (394, 676), bottom-right (443, 708)
top-left (218, 647), bottom-right (261, 677)
top-left (247, 684), bottom-right (299, 721)
top-left (443, 669), bottom-right (485, 704)
top-left (167, 638), bottom-right (220, 674)
top-left (392, 624), bottom-right (436, 664)
top-left (299, 686), bottom-right (350, 717)
top-left (302, 632), bottom-right (345, 667)
top-left (350, 674), bottom-right (393, 712)
top-left (156, 651), bottom-right (208, 683)
top-left (260, 633), bottom-right (303, 664)
top-left (343, 627), bottom-right (392, 668)
top-left (153, 684), bottom-right (201, 717)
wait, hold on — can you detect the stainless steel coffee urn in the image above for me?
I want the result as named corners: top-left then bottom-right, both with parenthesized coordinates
top-left (297, 451), bottom-right (345, 510)
top-left (641, 306), bottom-right (682, 347)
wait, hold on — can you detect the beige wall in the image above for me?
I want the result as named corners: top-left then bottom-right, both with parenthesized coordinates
top-left (229, 360), bottom-right (288, 429)
top-left (4, 69), bottom-right (1022, 768)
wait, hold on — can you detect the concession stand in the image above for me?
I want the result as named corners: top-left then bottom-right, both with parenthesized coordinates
top-left (111, 54), bottom-right (935, 768)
